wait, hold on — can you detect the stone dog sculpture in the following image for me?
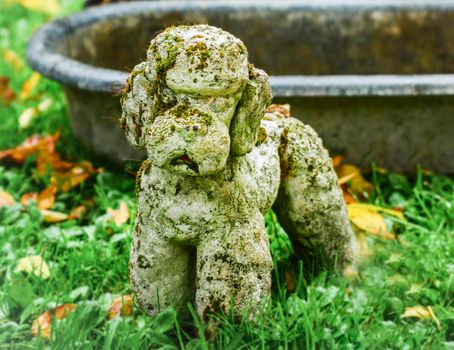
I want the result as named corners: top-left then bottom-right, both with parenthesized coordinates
top-left (120, 25), bottom-right (355, 321)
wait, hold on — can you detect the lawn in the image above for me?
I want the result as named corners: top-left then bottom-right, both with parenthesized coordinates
top-left (0, 1), bottom-right (453, 349)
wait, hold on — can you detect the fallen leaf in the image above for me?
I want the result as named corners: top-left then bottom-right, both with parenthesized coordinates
top-left (348, 204), bottom-right (396, 240)
top-left (332, 155), bottom-right (345, 168)
top-left (0, 77), bottom-right (15, 103)
top-left (285, 269), bottom-right (296, 293)
top-left (20, 72), bottom-right (41, 100)
top-left (37, 185), bottom-right (57, 210)
top-left (68, 205), bottom-right (86, 220)
top-left (2, 49), bottom-right (23, 71)
top-left (406, 283), bottom-right (424, 295)
top-left (336, 164), bottom-right (373, 197)
top-left (107, 202), bottom-right (130, 227)
top-left (108, 295), bottom-right (133, 319)
top-left (401, 305), bottom-right (441, 329)
top-left (32, 304), bottom-right (76, 339)
top-left (343, 265), bottom-right (359, 280)
top-left (265, 104), bottom-right (291, 118)
top-left (0, 190), bottom-right (15, 207)
top-left (385, 253), bottom-right (402, 264)
top-left (40, 209), bottom-right (68, 223)
top-left (17, 255), bottom-right (50, 279)
top-left (18, 98), bottom-right (52, 129)
top-left (354, 231), bottom-right (370, 259)
top-left (349, 203), bottom-right (405, 220)
top-left (0, 132), bottom-right (59, 164)
top-left (338, 172), bottom-right (356, 186)
top-left (16, 0), bottom-right (60, 16)
top-left (20, 192), bottom-right (38, 206)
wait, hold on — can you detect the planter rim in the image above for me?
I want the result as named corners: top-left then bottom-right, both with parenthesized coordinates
top-left (27, 0), bottom-right (454, 96)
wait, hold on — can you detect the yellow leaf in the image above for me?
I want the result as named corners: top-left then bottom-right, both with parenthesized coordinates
top-left (0, 190), bottom-right (15, 207)
top-left (348, 204), bottom-right (396, 240)
top-left (2, 49), bottom-right (23, 70)
top-left (107, 202), bottom-right (130, 227)
top-left (354, 231), bottom-right (370, 259)
top-left (401, 305), bottom-right (441, 329)
top-left (32, 304), bottom-right (76, 339)
top-left (40, 209), bottom-right (68, 223)
top-left (16, 0), bottom-right (60, 16)
top-left (17, 255), bottom-right (50, 279)
top-left (336, 164), bottom-right (373, 196)
top-left (108, 295), bottom-right (133, 320)
top-left (349, 203), bottom-right (405, 220)
top-left (20, 72), bottom-right (41, 100)
top-left (343, 265), bottom-right (359, 280)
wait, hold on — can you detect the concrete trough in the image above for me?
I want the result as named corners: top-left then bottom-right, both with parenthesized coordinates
top-left (27, 0), bottom-right (454, 172)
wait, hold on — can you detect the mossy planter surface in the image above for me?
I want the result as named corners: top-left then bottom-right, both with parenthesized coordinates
top-left (27, 0), bottom-right (454, 172)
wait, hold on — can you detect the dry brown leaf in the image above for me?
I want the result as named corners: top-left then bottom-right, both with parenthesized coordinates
top-left (17, 255), bottom-right (50, 279)
top-left (265, 104), bottom-right (291, 118)
top-left (20, 192), bottom-right (38, 206)
top-left (17, 0), bottom-right (60, 16)
top-left (32, 304), bottom-right (76, 339)
top-left (2, 49), bottom-right (23, 71)
top-left (40, 209), bottom-right (68, 223)
top-left (20, 72), bottom-right (41, 100)
top-left (401, 305), bottom-right (441, 329)
top-left (108, 295), bottom-right (133, 320)
top-left (0, 190), bottom-right (15, 207)
top-left (37, 185), bottom-right (57, 210)
top-left (0, 77), bottom-right (16, 103)
top-left (285, 269), bottom-right (296, 293)
top-left (348, 205), bottom-right (395, 240)
top-left (107, 202), bottom-right (130, 226)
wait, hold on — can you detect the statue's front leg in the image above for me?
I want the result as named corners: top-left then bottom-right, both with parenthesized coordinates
top-left (130, 218), bottom-right (196, 315)
top-left (195, 212), bottom-right (273, 321)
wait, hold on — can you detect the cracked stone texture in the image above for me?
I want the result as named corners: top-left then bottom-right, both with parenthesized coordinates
top-left (120, 24), bottom-right (355, 320)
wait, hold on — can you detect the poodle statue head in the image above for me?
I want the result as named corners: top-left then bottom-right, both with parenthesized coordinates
top-left (120, 25), bottom-right (272, 176)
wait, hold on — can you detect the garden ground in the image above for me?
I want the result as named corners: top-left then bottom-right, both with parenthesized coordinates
top-left (0, 1), bottom-right (453, 349)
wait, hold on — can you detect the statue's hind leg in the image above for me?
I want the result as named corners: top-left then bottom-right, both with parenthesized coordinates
top-left (273, 118), bottom-right (356, 270)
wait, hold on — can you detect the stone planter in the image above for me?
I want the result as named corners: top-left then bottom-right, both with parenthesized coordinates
top-left (27, 1), bottom-right (454, 172)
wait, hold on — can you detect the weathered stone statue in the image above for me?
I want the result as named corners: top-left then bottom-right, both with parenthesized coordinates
top-left (120, 25), bottom-right (355, 321)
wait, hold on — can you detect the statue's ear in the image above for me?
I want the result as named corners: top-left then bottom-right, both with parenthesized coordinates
top-left (120, 62), bottom-right (156, 149)
top-left (230, 66), bottom-right (272, 156)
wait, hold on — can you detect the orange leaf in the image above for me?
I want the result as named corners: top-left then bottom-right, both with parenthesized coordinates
top-left (68, 205), bottom-right (86, 220)
top-left (20, 72), bottom-right (41, 100)
top-left (108, 295), bottom-right (133, 320)
top-left (107, 202), bottom-right (130, 227)
top-left (20, 192), bottom-right (38, 206)
top-left (38, 185), bottom-right (57, 210)
top-left (331, 155), bottom-right (345, 168)
top-left (0, 132), bottom-right (59, 164)
top-left (32, 304), bottom-right (76, 339)
top-left (0, 76), bottom-right (16, 103)
top-left (40, 209), bottom-right (68, 223)
top-left (0, 190), bottom-right (15, 207)
top-left (265, 104), bottom-right (291, 118)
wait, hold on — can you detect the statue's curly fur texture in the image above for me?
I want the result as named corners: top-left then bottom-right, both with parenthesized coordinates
top-left (120, 25), bottom-right (355, 320)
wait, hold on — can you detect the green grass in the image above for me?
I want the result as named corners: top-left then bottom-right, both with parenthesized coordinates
top-left (0, 2), bottom-right (453, 349)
